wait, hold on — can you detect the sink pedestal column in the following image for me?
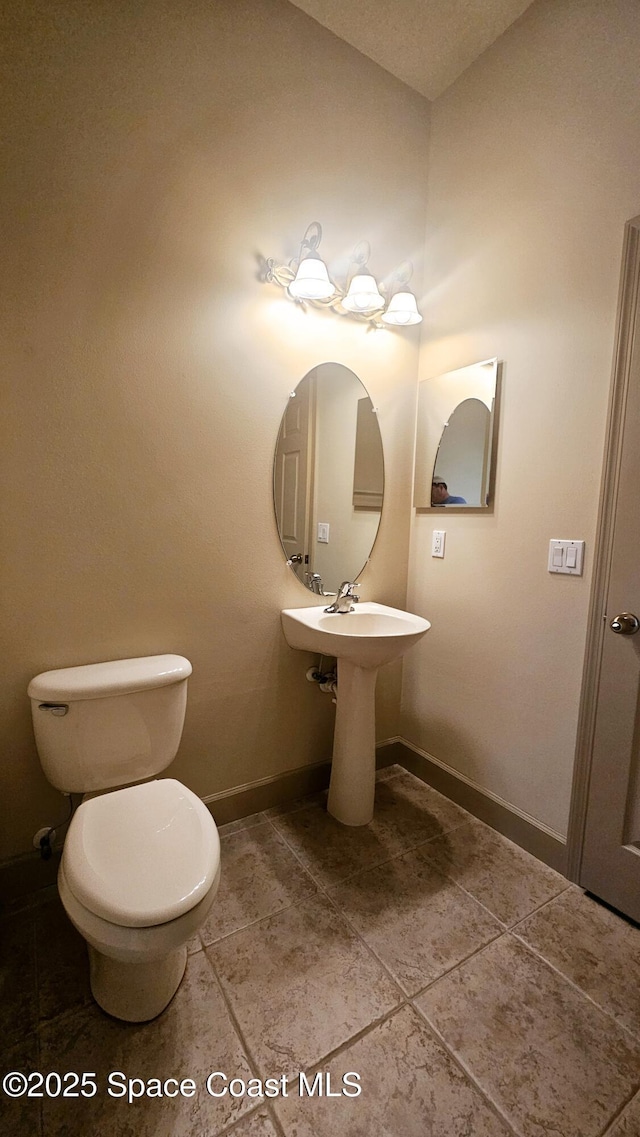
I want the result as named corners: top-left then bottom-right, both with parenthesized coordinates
top-left (327, 659), bottom-right (378, 826)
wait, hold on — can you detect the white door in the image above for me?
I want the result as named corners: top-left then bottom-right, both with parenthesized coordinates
top-left (571, 217), bottom-right (640, 922)
top-left (274, 373), bottom-right (315, 585)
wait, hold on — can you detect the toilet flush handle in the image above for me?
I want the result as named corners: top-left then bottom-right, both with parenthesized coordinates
top-left (39, 703), bottom-right (69, 716)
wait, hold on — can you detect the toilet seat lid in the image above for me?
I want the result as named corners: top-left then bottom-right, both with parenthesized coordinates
top-left (62, 779), bottom-right (220, 928)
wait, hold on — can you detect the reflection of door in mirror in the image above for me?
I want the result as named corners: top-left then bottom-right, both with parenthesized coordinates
top-left (273, 376), bottom-right (314, 585)
top-left (353, 397), bottom-right (384, 510)
top-left (434, 398), bottom-right (491, 506)
top-left (274, 364), bottom-right (384, 595)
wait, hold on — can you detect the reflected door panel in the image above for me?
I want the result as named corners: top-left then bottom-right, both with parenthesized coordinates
top-left (273, 376), bottom-right (313, 583)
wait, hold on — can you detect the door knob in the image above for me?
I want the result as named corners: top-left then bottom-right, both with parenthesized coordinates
top-left (610, 612), bottom-right (640, 635)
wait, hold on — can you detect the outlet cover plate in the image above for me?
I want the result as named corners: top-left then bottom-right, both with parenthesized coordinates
top-left (432, 530), bottom-right (446, 558)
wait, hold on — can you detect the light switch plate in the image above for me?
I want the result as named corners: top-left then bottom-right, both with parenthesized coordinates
top-left (317, 522), bottom-right (330, 543)
top-left (548, 539), bottom-right (585, 575)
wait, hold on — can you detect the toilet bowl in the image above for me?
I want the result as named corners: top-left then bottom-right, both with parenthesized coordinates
top-left (59, 777), bottom-right (220, 1021)
top-left (28, 655), bottom-right (221, 1022)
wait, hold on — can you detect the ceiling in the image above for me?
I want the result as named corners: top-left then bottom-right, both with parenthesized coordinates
top-left (287, 0), bottom-right (535, 100)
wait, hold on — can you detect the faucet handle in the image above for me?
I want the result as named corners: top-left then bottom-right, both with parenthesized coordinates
top-left (325, 581), bottom-right (360, 613)
top-left (338, 580), bottom-right (359, 591)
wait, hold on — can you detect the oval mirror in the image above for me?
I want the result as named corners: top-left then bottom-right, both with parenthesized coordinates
top-left (274, 363), bottom-right (384, 596)
top-left (432, 398), bottom-right (491, 506)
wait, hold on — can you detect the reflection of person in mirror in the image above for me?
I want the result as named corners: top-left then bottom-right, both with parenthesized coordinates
top-left (431, 476), bottom-right (466, 505)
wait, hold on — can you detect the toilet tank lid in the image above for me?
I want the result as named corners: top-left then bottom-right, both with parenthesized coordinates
top-left (28, 655), bottom-right (192, 702)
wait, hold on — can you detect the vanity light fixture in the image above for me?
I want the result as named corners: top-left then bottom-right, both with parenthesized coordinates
top-left (342, 243), bottom-right (385, 314)
top-left (287, 223), bottom-right (335, 300)
top-left (382, 290), bottom-right (422, 326)
top-left (381, 262), bottom-right (422, 326)
top-left (264, 222), bottom-right (422, 330)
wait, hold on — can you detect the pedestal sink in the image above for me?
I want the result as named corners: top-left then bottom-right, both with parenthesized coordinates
top-left (280, 602), bottom-right (431, 826)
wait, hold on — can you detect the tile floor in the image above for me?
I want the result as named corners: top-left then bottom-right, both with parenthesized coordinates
top-left (2, 765), bottom-right (640, 1137)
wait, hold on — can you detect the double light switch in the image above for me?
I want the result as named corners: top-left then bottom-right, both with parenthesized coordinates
top-left (548, 539), bottom-right (585, 575)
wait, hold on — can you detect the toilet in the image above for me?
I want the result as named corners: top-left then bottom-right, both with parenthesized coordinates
top-left (28, 654), bottom-right (220, 1023)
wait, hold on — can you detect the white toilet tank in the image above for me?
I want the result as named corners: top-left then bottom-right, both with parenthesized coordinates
top-left (28, 655), bottom-right (192, 793)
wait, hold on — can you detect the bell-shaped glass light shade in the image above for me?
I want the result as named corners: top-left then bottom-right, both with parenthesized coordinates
top-left (381, 290), bottom-right (422, 325)
top-left (288, 255), bottom-right (335, 300)
top-left (342, 273), bottom-right (385, 313)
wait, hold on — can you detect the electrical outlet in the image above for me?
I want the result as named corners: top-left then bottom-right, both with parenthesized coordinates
top-left (432, 530), bottom-right (446, 558)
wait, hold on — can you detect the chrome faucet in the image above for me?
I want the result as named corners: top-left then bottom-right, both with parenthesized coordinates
top-left (306, 572), bottom-right (325, 596)
top-left (324, 581), bottom-right (360, 614)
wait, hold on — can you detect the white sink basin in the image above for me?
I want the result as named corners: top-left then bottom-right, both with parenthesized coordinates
top-left (281, 602), bottom-right (430, 670)
top-left (281, 600), bottom-right (431, 828)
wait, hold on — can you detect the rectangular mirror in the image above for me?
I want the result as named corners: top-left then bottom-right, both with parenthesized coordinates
top-left (413, 358), bottom-right (501, 510)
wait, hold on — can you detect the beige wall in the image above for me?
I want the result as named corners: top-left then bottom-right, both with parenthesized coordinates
top-left (0, 0), bottom-right (430, 859)
top-left (402, 0), bottom-right (640, 838)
